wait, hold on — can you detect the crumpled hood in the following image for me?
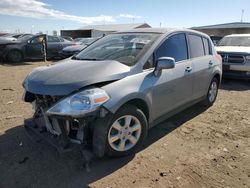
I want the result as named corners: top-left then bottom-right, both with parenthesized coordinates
top-left (24, 59), bottom-right (130, 96)
top-left (216, 46), bottom-right (250, 54)
top-left (63, 45), bottom-right (86, 52)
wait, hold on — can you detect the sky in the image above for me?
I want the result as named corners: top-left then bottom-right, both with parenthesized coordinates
top-left (0, 0), bottom-right (249, 34)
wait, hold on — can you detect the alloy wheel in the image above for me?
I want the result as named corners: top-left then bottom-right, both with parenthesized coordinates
top-left (108, 115), bottom-right (142, 152)
top-left (208, 81), bottom-right (218, 103)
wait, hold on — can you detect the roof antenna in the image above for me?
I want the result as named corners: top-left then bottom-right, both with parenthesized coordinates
top-left (241, 9), bottom-right (245, 22)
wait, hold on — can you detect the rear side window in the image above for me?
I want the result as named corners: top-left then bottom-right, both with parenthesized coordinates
top-left (48, 36), bottom-right (60, 42)
top-left (188, 34), bottom-right (205, 58)
top-left (155, 33), bottom-right (188, 62)
top-left (202, 37), bottom-right (211, 55)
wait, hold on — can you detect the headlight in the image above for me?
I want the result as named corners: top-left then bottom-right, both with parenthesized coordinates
top-left (46, 88), bottom-right (109, 117)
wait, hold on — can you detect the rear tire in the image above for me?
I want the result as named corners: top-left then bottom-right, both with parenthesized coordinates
top-left (93, 104), bottom-right (148, 157)
top-left (7, 50), bottom-right (23, 63)
top-left (203, 77), bottom-right (219, 106)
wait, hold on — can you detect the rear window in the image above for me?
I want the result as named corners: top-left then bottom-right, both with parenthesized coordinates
top-left (188, 34), bottom-right (205, 58)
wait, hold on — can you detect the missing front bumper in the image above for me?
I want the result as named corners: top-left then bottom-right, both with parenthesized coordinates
top-left (24, 118), bottom-right (82, 153)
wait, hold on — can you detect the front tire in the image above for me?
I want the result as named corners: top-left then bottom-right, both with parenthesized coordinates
top-left (203, 77), bottom-right (219, 106)
top-left (93, 104), bottom-right (148, 157)
top-left (7, 50), bottom-right (23, 63)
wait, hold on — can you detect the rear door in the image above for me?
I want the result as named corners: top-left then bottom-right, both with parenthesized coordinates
top-left (47, 36), bottom-right (63, 58)
top-left (187, 34), bottom-right (213, 99)
top-left (152, 33), bottom-right (193, 119)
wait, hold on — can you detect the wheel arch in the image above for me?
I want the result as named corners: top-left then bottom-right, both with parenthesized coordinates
top-left (213, 72), bottom-right (221, 86)
top-left (103, 93), bottom-right (152, 123)
top-left (6, 48), bottom-right (24, 62)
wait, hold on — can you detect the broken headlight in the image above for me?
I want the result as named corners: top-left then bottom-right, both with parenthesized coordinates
top-left (46, 88), bottom-right (109, 117)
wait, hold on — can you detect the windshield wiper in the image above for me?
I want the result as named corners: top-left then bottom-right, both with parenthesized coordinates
top-left (77, 58), bottom-right (103, 61)
top-left (72, 56), bottom-right (103, 61)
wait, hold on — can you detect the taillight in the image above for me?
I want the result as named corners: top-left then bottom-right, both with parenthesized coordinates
top-left (215, 53), bottom-right (222, 63)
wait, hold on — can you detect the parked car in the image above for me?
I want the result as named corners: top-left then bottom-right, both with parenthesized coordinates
top-left (0, 34), bottom-right (74, 63)
top-left (62, 36), bottom-right (74, 41)
top-left (216, 34), bottom-right (250, 79)
top-left (210, 36), bottom-right (223, 45)
top-left (0, 33), bottom-right (33, 42)
top-left (0, 33), bottom-right (8, 37)
top-left (59, 37), bottom-right (100, 58)
top-left (23, 28), bottom-right (222, 157)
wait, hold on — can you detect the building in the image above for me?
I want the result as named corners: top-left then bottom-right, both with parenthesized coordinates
top-left (191, 22), bottom-right (250, 37)
top-left (61, 23), bottom-right (151, 38)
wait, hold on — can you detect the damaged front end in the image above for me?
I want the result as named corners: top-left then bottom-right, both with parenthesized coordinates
top-left (23, 88), bottom-right (110, 153)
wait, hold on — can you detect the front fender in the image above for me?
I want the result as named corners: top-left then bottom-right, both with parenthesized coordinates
top-left (104, 92), bottom-right (152, 114)
top-left (101, 71), bottom-right (154, 122)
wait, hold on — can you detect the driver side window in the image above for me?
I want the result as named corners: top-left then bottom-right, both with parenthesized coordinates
top-left (30, 36), bottom-right (44, 44)
top-left (155, 33), bottom-right (188, 62)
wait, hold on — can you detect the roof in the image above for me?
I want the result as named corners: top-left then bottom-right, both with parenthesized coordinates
top-left (191, 22), bottom-right (250, 30)
top-left (116, 28), bottom-right (174, 33)
top-left (78, 23), bottom-right (151, 31)
top-left (116, 27), bottom-right (209, 36)
top-left (225, 34), bottom-right (250, 37)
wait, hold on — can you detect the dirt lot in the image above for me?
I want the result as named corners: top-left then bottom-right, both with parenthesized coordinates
top-left (0, 61), bottom-right (249, 188)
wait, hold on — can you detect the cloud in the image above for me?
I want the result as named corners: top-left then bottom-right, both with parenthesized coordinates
top-left (0, 0), bottom-right (116, 24)
top-left (119, 14), bottom-right (142, 19)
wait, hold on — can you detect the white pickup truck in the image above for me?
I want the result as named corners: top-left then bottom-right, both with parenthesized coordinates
top-left (216, 34), bottom-right (250, 79)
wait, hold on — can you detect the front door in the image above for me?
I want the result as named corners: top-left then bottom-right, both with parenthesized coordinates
top-left (25, 35), bottom-right (46, 59)
top-left (152, 33), bottom-right (193, 120)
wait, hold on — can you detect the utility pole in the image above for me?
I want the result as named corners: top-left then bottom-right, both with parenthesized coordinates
top-left (241, 9), bottom-right (245, 22)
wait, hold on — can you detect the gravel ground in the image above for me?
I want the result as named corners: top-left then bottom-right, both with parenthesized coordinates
top-left (0, 61), bottom-right (249, 188)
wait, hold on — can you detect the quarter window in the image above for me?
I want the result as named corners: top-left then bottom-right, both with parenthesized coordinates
top-left (155, 33), bottom-right (188, 62)
top-left (188, 34), bottom-right (205, 58)
top-left (202, 37), bottom-right (211, 55)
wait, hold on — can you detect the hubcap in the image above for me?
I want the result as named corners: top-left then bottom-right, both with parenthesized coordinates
top-left (108, 115), bottom-right (142, 152)
top-left (208, 81), bottom-right (217, 102)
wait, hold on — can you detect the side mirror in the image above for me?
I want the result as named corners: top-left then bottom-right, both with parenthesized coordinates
top-left (154, 57), bottom-right (175, 76)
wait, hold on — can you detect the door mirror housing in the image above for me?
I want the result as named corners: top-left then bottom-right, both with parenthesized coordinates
top-left (154, 57), bottom-right (175, 76)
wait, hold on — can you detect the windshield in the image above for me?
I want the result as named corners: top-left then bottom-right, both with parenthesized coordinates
top-left (80, 38), bottom-right (98, 45)
top-left (218, 36), bottom-right (250, 47)
top-left (17, 35), bottom-right (34, 41)
top-left (74, 33), bottom-right (160, 66)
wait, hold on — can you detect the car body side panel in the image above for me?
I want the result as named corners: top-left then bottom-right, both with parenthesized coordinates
top-left (102, 71), bottom-right (154, 122)
top-left (102, 60), bottom-right (193, 125)
top-left (151, 60), bottom-right (193, 120)
top-left (191, 56), bottom-right (214, 99)
top-left (25, 43), bottom-right (44, 59)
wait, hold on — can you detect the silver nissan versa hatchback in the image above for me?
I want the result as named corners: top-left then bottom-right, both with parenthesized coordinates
top-left (23, 28), bottom-right (222, 157)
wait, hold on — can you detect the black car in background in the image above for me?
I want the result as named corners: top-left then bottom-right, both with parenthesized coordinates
top-left (0, 34), bottom-right (75, 63)
top-left (0, 33), bottom-right (34, 42)
top-left (59, 37), bottom-right (100, 58)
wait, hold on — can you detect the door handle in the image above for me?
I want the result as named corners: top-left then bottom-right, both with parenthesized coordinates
top-left (185, 67), bottom-right (192, 73)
